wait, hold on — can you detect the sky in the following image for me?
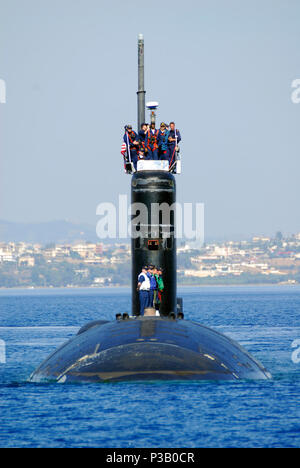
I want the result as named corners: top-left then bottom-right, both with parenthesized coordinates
top-left (0, 0), bottom-right (299, 240)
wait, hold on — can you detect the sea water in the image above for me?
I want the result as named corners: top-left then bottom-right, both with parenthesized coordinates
top-left (0, 286), bottom-right (299, 448)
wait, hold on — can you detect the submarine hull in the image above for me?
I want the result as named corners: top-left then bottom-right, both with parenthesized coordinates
top-left (30, 318), bottom-right (271, 383)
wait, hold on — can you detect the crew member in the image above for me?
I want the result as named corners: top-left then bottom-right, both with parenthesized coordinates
top-left (145, 122), bottom-right (159, 160)
top-left (158, 122), bottom-right (170, 160)
top-left (138, 123), bottom-right (147, 146)
top-left (137, 266), bottom-right (150, 316)
top-left (123, 125), bottom-right (139, 170)
top-left (168, 122), bottom-right (181, 166)
top-left (147, 265), bottom-right (158, 308)
top-left (138, 123), bottom-right (148, 161)
top-left (155, 267), bottom-right (164, 312)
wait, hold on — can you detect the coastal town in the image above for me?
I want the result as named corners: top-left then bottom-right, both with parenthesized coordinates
top-left (0, 232), bottom-right (300, 288)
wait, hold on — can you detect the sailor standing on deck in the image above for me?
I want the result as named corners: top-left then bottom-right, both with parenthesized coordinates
top-left (124, 125), bottom-right (139, 170)
top-left (155, 267), bottom-right (164, 312)
top-left (147, 265), bottom-right (158, 308)
top-left (145, 122), bottom-right (159, 160)
top-left (137, 266), bottom-right (150, 316)
top-left (168, 122), bottom-right (181, 166)
top-left (138, 123), bottom-right (148, 160)
top-left (158, 122), bottom-right (170, 160)
top-left (138, 123), bottom-right (147, 146)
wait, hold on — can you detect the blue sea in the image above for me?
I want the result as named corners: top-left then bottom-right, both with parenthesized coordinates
top-left (0, 285), bottom-right (300, 448)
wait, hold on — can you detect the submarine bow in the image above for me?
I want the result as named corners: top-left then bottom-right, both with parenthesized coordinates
top-left (30, 316), bottom-right (271, 383)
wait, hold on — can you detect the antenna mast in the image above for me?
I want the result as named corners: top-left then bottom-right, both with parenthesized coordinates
top-left (137, 34), bottom-right (146, 130)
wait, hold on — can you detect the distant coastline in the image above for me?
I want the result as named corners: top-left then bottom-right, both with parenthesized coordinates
top-left (0, 282), bottom-right (299, 292)
top-left (1, 232), bottom-right (300, 289)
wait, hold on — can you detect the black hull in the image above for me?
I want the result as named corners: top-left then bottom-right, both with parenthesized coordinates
top-left (30, 317), bottom-right (271, 383)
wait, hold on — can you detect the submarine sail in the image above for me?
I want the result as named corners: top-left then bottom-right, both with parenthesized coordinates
top-left (131, 170), bottom-right (177, 317)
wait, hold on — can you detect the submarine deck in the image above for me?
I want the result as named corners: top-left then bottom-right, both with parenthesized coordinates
top-left (30, 317), bottom-right (271, 383)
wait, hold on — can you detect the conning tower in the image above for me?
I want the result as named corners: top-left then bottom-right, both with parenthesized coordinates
top-left (131, 170), bottom-right (177, 316)
top-left (131, 34), bottom-right (179, 316)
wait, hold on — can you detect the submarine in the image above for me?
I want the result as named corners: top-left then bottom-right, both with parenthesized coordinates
top-left (30, 34), bottom-right (271, 383)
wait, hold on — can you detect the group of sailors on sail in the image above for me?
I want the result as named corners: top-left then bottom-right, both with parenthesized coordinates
top-left (122, 121), bottom-right (181, 171)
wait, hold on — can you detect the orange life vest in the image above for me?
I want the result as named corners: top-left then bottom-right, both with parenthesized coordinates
top-left (146, 129), bottom-right (159, 150)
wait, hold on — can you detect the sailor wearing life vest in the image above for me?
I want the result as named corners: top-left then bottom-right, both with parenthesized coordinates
top-left (123, 125), bottom-right (139, 170)
top-left (145, 122), bottom-right (159, 160)
top-left (138, 123), bottom-right (148, 160)
top-left (168, 122), bottom-right (181, 166)
top-left (137, 266), bottom-right (150, 316)
top-left (157, 122), bottom-right (170, 160)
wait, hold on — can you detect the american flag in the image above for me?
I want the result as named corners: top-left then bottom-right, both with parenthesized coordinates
top-left (121, 143), bottom-right (127, 156)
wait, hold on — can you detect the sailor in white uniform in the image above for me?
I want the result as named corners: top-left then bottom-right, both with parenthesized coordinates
top-left (137, 266), bottom-right (150, 316)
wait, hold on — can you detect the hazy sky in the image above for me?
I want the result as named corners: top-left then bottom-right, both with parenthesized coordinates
top-left (0, 0), bottom-right (299, 240)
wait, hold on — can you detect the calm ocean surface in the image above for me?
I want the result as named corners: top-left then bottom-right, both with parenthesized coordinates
top-left (0, 285), bottom-right (299, 448)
